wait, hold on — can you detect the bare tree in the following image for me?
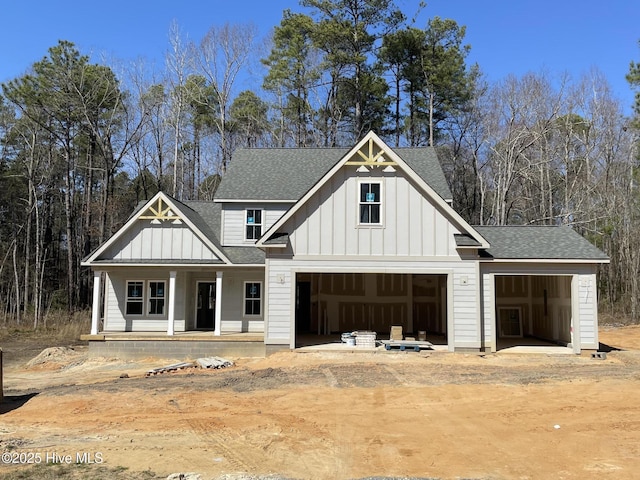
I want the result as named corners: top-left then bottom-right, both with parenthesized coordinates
top-left (193, 23), bottom-right (257, 172)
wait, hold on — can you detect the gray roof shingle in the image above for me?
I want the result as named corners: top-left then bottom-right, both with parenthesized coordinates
top-left (180, 199), bottom-right (265, 265)
top-left (215, 146), bottom-right (453, 202)
top-left (474, 226), bottom-right (609, 260)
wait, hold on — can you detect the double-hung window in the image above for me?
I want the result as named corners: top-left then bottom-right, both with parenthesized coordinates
top-left (125, 280), bottom-right (166, 316)
top-left (126, 281), bottom-right (144, 315)
top-left (359, 182), bottom-right (381, 224)
top-left (245, 209), bottom-right (262, 240)
top-left (148, 281), bottom-right (166, 315)
top-left (244, 281), bottom-right (262, 316)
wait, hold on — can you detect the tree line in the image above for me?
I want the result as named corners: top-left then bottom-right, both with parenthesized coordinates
top-left (1, 0), bottom-right (639, 326)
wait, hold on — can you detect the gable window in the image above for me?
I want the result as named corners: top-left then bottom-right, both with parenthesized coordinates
top-left (359, 182), bottom-right (381, 224)
top-left (245, 209), bottom-right (263, 240)
top-left (244, 281), bottom-right (262, 316)
top-left (148, 281), bottom-right (165, 315)
top-left (126, 281), bottom-right (144, 315)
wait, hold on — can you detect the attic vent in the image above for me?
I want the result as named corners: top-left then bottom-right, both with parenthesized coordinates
top-left (138, 197), bottom-right (182, 222)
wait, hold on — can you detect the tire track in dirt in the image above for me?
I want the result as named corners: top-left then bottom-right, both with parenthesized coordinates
top-left (186, 418), bottom-right (258, 472)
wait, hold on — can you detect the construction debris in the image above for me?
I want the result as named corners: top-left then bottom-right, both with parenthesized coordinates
top-left (146, 362), bottom-right (196, 376)
top-left (145, 357), bottom-right (234, 376)
top-left (196, 356), bottom-right (234, 369)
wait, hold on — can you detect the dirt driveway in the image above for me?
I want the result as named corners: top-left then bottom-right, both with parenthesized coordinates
top-left (1, 326), bottom-right (640, 479)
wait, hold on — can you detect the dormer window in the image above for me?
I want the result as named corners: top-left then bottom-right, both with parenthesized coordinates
top-left (359, 182), bottom-right (381, 224)
top-left (245, 209), bottom-right (263, 240)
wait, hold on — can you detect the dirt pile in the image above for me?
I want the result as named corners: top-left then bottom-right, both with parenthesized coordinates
top-left (24, 346), bottom-right (83, 369)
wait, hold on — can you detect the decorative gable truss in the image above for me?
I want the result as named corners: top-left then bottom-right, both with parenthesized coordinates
top-left (82, 191), bottom-right (229, 266)
top-left (137, 196), bottom-right (182, 223)
top-left (256, 131), bottom-right (490, 251)
top-left (346, 136), bottom-right (398, 173)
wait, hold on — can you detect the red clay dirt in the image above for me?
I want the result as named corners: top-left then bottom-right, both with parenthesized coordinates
top-left (0, 326), bottom-right (639, 479)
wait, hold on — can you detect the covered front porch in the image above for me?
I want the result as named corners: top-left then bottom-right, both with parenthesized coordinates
top-left (89, 265), bottom-right (265, 336)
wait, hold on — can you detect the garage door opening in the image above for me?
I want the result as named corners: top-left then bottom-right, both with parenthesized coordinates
top-left (495, 275), bottom-right (572, 351)
top-left (295, 273), bottom-right (447, 348)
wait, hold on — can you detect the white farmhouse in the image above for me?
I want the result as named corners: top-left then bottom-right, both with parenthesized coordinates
top-left (82, 132), bottom-right (608, 358)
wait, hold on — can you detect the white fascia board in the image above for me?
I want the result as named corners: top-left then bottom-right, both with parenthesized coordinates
top-left (214, 199), bottom-right (297, 203)
top-left (479, 258), bottom-right (610, 264)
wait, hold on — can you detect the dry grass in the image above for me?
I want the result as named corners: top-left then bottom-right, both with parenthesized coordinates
top-left (0, 310), bottom-right (90, 344)
top-left (1, 464), bottom-right (160, 480)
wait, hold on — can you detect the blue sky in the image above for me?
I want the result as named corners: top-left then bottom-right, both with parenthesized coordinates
top-left (1, 0), bottom-right (638, 113)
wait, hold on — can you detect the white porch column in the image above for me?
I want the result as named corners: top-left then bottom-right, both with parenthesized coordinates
top-left (167, 271), bottom-right (177, 336)
top-left (214, 271), bottom-right (223, 336)
top-left (90, 271), bottom-right (102, 335)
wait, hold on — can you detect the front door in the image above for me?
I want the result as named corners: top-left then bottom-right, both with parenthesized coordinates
top-left (196, 282), bottom-right (216, 329)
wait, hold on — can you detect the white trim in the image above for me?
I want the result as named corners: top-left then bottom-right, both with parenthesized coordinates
top-left (91, 271), bottom-right (102, 335)
top-left (125, 280), bottom-right (145, 316)
top-left (83, 191), bottom-right (231, 265)
top-left (167, 271), bottom-right (177, 336)
top-left (480, 258), bottom-right (609, 264)
top-left (245, 208), bottom-right (263, 241)
top-left (215, 271), bottom-right (223, 336)
top-left (215, 199), bottom-right (296, 203)
top-left (194, 280), bottom-right (217, 331)
top-left (83, 262), bottom-right (263, 268)
top-left (488, 273), bottom-right (497, 353)
top-left (571, 274), bottom-right (581, 354)
top-left (282, 255), bottom-right (463, 262)
top-left (357, 179), bottom-right (383, 226)
top-left (147, 279), bottom-right (167, 316)
top-left (243, 280), bottom-right (263, 318)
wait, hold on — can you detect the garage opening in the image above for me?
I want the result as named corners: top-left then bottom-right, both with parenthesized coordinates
top-left (295, 273), bottom-right (447, 347)
top-left (495, 275), bottom-right (572, 350)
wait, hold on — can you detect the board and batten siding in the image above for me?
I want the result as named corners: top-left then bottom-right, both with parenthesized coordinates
top-left (222, 203), bottom-right (291, 246)
top-left (103, 268), bottom-right (186, 332)
top-left (286, 167), bottom-right (462, 257)
top-left (102, 221), bottom-right (218, 261)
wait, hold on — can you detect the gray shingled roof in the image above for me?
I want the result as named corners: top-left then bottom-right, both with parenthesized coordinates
top-left (215, 146), bottom-right (453, 202)
top-left (454, 233), bottom-right (482, 247)
top-left (180, 199), bottom-right (265, 265)
top-left (474, 226), bottom-right (609, 260)
top-left (395, 147), bottom-right (452, 200)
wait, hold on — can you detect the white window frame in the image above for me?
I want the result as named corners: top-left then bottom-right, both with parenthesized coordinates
top-left (147, 280), bottom-right (166, 316)
top-left (358, 180), bottom-right (383, 225)
top-left (125, 281), bottom-right (145, 316)
top-left (125, 280), bottom-right (168, 317)
top-left (245, 208), bottom-right (263, 241)
top-left (243, 281), bottom-right (262, 317)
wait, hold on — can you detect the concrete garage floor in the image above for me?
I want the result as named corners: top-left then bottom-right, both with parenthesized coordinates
top-left (296, 334), bottom-right (574, 354)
